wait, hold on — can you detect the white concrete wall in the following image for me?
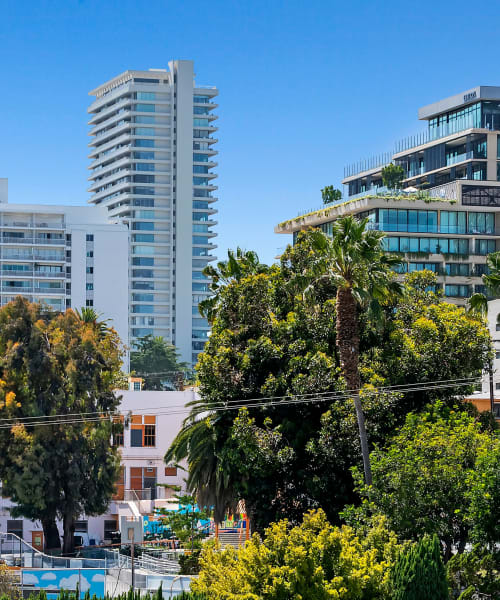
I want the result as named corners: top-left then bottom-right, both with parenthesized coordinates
top-left (171, 60), bottom-right (194, 365)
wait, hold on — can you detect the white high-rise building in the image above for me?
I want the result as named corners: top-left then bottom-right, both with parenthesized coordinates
top-left (0, 179), bottom-right (129, 347)
top-left (87, 60), bottom-right (218, 366)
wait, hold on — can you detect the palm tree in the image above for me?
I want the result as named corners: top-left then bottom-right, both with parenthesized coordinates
top-left (469, 252), bottom-right (500, 315)
top-left (167, 248), bottom-right (267, 520)
top-left (74, 307), bottom-right (110, 338)
top-left (306, 216), bottom-right (402, 485)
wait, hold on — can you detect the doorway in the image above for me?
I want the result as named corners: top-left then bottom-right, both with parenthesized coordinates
top-left (31, 531), bottom-right (43, 551)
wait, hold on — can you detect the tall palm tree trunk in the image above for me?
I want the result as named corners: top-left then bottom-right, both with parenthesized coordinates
top-left (336, 287), bottom-right (372, 485)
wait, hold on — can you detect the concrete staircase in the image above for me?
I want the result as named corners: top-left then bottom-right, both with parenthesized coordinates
top-left (217, 531), bottom-right (246, 549)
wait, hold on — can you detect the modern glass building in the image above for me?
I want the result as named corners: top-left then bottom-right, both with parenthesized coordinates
top-left (276, 86), bottom-right (500, 304)
top-left (88, 60), bottom-right (218, 365)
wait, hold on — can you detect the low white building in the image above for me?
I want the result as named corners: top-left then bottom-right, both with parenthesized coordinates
top-left (0, 389), bottom-right (194, 549)
top-left (0, 178), bottom-right (129, 348)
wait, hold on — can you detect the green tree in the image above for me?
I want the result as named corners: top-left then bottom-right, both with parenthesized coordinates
top-left (381, 163), bottom-right (405, 190)
top-left (390, 535), bottom-right (448, 600)
top-left (0, 297), bottom-right (124, 553)
top-left (468, 251), bottom-right (500, 314)
top-left (167, 233), bottom-right (491, 532)
top-left (354, 404), bottom-right (500, 560)
top-left (306, 217), bottom-right (402, 484)
top-left (321, 185), bottom-right (342, 205)
top-left (130, 334), bottom-right (188, 390)
top-left (192, 509), bottom-right (401, 600)
top-left (447, 549), bottom-right (500, 599)
top-left (157, 493), bottom-right (211, 549)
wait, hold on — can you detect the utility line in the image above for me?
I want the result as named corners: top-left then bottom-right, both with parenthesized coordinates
top-left (0, 376), bottom-right (481, 424)
top-left (0, 377), bottom-right (483, 429)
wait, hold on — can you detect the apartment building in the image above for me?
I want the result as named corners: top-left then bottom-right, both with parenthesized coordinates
top-left (0, 180), bottom-right (129, 345)
top-left (0, 388), bottom-right (194, 549)
top-left (88, 60), bottom-right (218, 366)
top-left (276, 86), bottom-right (500, 303)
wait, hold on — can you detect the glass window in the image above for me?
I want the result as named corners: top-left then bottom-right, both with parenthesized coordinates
top-left (193, 118), bottom-right (209, 126)
top-left (133, 222), bottom-right (155, 231)
top-left (134, 127), bottom-right (155, 136)
top-left (193, 236), bottom-right (210, 245)
top-left (133, 234), bottom-right (155, 243)
top-left (135, 103), bottom-right (155, 112)
top-left (475, 239), bottom-right (496, 255)
top-left (133, 281), bottom-right (154, 290)
top-left (193, 247), bottom-right (209, 256)
top-left (133, 245), bottom-right (155, 255)
top-left (132, 293), bottom-right (154, 302)
top-left (193, 154), bottom-right (209, 162)
top-left (193, 224), bottom-right (209, 233)
top-left (446, 263), bottom-right (470, 276)
top-left (137, 92), bottom-right (156, 100)
top-left (193, 283), bottom-right (209, 292)
top-left (135, 139), bottom-right (155, 148)
top-left (445, 284), bottom-right (470, 298)
top-left (134, 151), bottom-right (155, 159)
top-left (132, 305), bottom-right (153, 313)
top-left (399, 237), bottom-right (410, 252)
top-left (136, 163), bottom-right (155, 171)
top-left (135, 210), bottom-right (155, 219)
top-left (468, 212), bottom-right (495, 234)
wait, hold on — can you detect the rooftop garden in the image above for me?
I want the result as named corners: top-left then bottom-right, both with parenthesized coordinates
top-left (277, 190), bottom-right (456, 229)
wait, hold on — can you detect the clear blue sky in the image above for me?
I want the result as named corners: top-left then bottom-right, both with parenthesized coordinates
top-left (1, 0), bottom-right (499, 263)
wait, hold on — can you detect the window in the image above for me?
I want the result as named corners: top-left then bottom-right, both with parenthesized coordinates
top-left (135, 139), bottom-right (155, 148)
top-left (133, 222), bottom-right (155, 231)
top-left (193, 177), bottom-right (209, 185)
top-left (7, 520), bottom-right (23, 538)
top-left (193, 96), bottom-right (211, 103)
top-left (193, 153), bottom-right (209, 162)
top-left (496, 383), bottom-right (500, 390)
top-left (137, 92), bottom-right (156, 100)
top-left (475, 239), bottom-right (496, 255)
top-left (133, 234), bottom-right (155, 243)
top-left (133, 281), bottom-right (154, 290)
top-left (133, 293), bottom-right (154, 302)
top-left (74, 520), bottom-right (88, 533)
top-left (135, 210), bottom-right (155, 219)
top-left (104, 519), bottom-right (118, 538)
top-left (86, 299), bottom-right (94, 307)
top-left (86, 234), bottom-right (94, 242)
top-left (445, 263), bottom-right (470, 276)
top-left (113, 415), bottom-right (124, 446)
top-left (132, 305), bottom-right (153, 313)
top-left (445, 284), bottom-right (470, 298)
top-left (468, 212), bottom-right (495, 234)
top-left (86, 283), bottom-right (94, 291)
top-left (133, 174), bottom-right (155, 183)
top-left (133, 257), bottom-right (154, 266)
top-left (133, 269), bottom-right (154, 278)
top-left (440, 211), bottom-right (466, 234)
top-left (193, 165), bottom-right (209, 174)
top-left (165, 466), bottom-right (177, 476)
top-left (382, 237), bottom-right (469, 254)
top-left (193, 236), bottom-right (210, 245)
top-left (193, 329), bottom-right (209, 339)
top-left (130, 415), bottom-right (156, 447)
top-left (86, 267), bottom-right (94, 274)
top-left (133, 381), bottom-right (141, 391)
top-left (86, 251), bottom-right (94, 258)
top-left (134, 151), bottom-right (155, 159)
top-left (474, 263), bottom-right (490, 276)
top-left (134, 127), bottom-right (155, 136)
top-left (144, 425), bottom-right (156, 447)
top-left (193, 283), bottom-right (209, 292)
top-left (193, 224), bottom-right (209, 233)
top-left (496, 351), bottom-right (500, 359)
top-left (135, 103), bottom-right (155, 112)
top-left (462, 185), bottom-right (500, 206)
top-left (133, 245), bottom-right (155, 255)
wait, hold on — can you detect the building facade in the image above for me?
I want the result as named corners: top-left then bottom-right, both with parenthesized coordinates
top-left (0, 180), bottom-right (129, 345)
top-left (0, 388), bottom-right (193, 549)
top-left (87, 60), bottom-right (218, 366)
top-left (277, 87), bottom-right (500, 302)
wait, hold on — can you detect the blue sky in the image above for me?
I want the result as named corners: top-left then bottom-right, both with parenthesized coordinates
top-left (1, 0), bottom-right (500, 263)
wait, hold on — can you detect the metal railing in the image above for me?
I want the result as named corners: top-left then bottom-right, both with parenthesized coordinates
top-left (124, 488), bottom-right (152, 501)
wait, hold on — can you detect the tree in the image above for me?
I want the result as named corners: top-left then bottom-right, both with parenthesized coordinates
top-left (0, 297), bottom-right (124, 553)
top-left (354, 403), bottom-right (500, 560)
top-left (390, 535), bottom-right (448, 600)
top-left (192, 509), bottom-right (401, 600)
top-left (167, 233), bottom-right (491, 532)
top-left (447, 549), bottom-right (500, 599)
top-left (130, 335), bottom-right (188, 390)
top-left (306, 217), bottom-right (402, 484)
top-left (321, 185), bottom-right (342, 205)
top-left (381, 163), bottom-right (405, 190)
top-left (157, 493), bottom-right (211, 549)
top-left (469, 251), bottom-right (500, 314)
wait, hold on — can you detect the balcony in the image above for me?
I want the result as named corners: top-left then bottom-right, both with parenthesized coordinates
top-left (0, 237), bottom-right (65, 245)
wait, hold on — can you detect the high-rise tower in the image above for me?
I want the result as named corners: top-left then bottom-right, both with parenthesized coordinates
top-left (87, 61), bottom-right (218, 365)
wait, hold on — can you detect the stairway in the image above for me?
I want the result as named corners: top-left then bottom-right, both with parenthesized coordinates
top-left (217, 531), bottom-right (246, 549)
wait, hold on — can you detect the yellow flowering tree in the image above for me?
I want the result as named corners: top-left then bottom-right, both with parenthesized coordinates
top-left (0, 297), bottom-right (124, 553)
top-left (192, 509), bottom-right (401, 600)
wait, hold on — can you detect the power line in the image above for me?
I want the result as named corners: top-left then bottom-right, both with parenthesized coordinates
top-left (0, 377), bottom-right (483, 430)
top-left (0, 376), bottom-right (480, 424)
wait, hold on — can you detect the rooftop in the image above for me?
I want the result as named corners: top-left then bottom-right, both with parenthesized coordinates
top-left (418, 85), bottom-right (500, 120)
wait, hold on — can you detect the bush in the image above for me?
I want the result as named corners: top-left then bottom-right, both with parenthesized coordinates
top-left (179, 550), bottom-right (201, 575)
top-left (192, 509), bottom-right (401, 599)
top-left (390, 535), bottom-right (448, 600)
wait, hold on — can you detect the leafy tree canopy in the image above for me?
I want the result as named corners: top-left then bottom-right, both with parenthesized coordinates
top-left (381, 163), bottom-right (405, 190)
top-left (0, 297), bottom-right (124, 552)
top-left (352, 403), bottom-right (500, 560)
top-left (130, 334), bottom-right (189, 390)
top-left (321, 185), bottom-right (342, 205)
top-left (192, 509), bottom-right (401, 600)
top-left (166, 232), bottom-right (491, 531)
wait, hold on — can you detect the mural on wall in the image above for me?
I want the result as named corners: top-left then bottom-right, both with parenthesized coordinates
top-left (22, 569), bottom-right (105, 599)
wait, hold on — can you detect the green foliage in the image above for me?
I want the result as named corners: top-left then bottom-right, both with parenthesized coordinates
top-left (192, 509), bottom-right (401, 600)
top-left (321, 185), bottom-right (342, 205)
top-left (179, 550), bottom-right (202, 575)
top-left (381, 162), bottom-right (405, 190)
top-left (167, 231), bottom-right (491, 532)
top-left (0, 297), bottom-right (124, 552)
top-left (157, 493), bottom-right (211, 551)
top-left (354, 404), bottom-right (500, 559)
top-left (0, 587), bottom-right (197, 600)
top-left (130, 334), bottom-right (188, 390)
top-left (447, 549), bottom-right (500, 599)
top-left (390, 535), bottom-right (448, 600)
